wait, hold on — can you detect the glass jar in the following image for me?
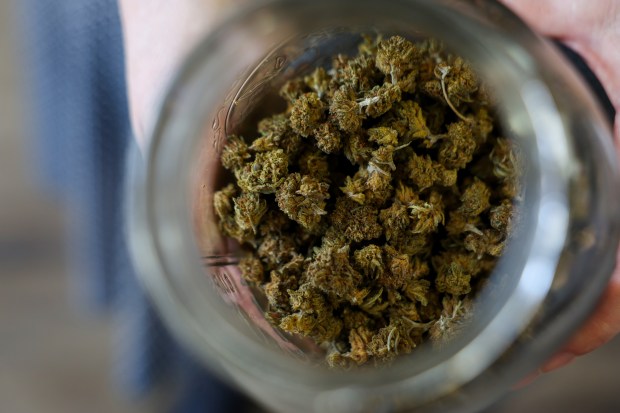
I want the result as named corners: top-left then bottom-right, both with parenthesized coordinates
top-left (128, 0), bottom-right (620, 412)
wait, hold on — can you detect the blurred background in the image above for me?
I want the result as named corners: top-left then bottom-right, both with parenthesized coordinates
top-left (0, 1), bottom-right (619, 413)
top-left (0, 1), bottom-right (167, 412)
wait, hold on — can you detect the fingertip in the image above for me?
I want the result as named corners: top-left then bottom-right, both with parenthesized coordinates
top-left (540, 351), bottom-right (575, 373)
top-left (561, 266), bottom-right (620, 356)
top-left (513, 371), bottom-right (540, 390)
top-left (497, 0), bottom-right (582, 39)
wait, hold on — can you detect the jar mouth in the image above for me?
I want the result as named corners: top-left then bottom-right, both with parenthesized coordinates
top-left (128, 0), bottom-right (618, 410)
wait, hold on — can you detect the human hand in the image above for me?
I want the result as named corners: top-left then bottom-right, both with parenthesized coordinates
top-left (119, 0), bottom-right (620, 382)
top-left (119, 0), bottom-right (238, 150)
top-left (499, 0), bottom-right (620, 381)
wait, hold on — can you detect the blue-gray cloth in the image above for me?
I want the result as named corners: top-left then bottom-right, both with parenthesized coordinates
top-left (16, 1), bottom-right (250, 412)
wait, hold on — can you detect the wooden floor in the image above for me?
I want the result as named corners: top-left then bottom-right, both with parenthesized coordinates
top-left (1, 3), bottom-right (619, 413)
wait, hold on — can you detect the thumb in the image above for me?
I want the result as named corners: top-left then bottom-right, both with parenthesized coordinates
top-left (499, 0), bottom-right (619, 39)
top-left (501, 0), bottom-right (620, 119)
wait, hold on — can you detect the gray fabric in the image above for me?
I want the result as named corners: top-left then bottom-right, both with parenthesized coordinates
top-left (16, 1), bottom-right (250, 411)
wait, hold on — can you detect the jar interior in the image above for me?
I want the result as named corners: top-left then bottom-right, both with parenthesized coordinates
top-left (189, 27), bottom-right (538, 370)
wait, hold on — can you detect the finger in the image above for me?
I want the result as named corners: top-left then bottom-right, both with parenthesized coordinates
top-left (540, 351), bottom-right (575, 373)
top-left (561, 265), bottom-right (620, 356)
top-left (498, 1), bottom-right (620, 111)
top-left (537, 257), bottom-right (620, 375)
top-left (499, 0), bottom-right (620, 39)
top-left (565, 39), bottom-right (620, 113)
top-left (536, 262), bottom-right (620, 375)
top-left (118, 0), bottom-right (221, 152)
top-left (513, 262), bottom-right (620, 382)
top-left (513, 371), bottom-right (541, 390)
